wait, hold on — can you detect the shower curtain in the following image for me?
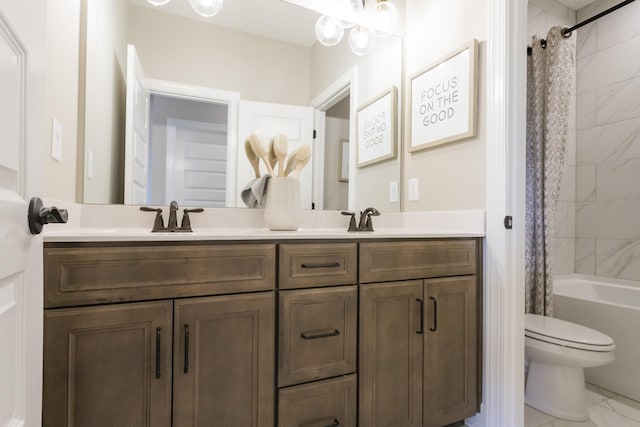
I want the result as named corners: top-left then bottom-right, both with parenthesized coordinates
top-left (525, 27), bottom-right (575, 316)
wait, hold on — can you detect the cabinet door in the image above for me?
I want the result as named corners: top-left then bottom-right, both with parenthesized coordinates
top-left (43, 301), bottom-right (173, 427)
top-left (173, 292), bottom-right (275, 427)
top-left (424, 276), bottom-right (478, 427)
top-left (359, 281), bottom-right (423, 427)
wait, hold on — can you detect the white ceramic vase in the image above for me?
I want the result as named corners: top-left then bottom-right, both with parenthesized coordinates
top-left (263, 177), bottom-right (301, 231)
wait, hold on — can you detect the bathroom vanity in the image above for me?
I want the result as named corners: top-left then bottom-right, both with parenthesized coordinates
top-left (42, 234), bottom-right (482, 427)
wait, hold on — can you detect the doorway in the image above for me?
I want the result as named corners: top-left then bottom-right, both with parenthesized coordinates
top-left (323, 96), bottom-right (350, 211)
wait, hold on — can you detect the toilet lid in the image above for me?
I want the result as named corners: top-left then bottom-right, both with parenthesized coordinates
top-left (525, 314), bottom-right (615, 351)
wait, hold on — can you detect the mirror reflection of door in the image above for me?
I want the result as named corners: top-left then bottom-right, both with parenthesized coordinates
top-left (151, 96), bottom-right (228, 207)
top-left (323, 95), bottom-right (350, 211)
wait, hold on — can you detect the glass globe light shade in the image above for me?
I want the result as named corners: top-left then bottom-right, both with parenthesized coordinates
top-left (348, 26), bottom-right (376, 55)
top-left (315, 15), bottom-right (345, 47)
top-left (373, 0), bottom-right (399, 34)
top-left (189, 0), bottom-right (223, 17)
top-left (335, 0), bottom-right (363, 28)
top-left (147, 0), bottom-right (171, 5)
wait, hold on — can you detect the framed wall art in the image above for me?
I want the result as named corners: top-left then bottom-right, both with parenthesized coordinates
top-left (356, 86), bottom-right (398, 167)
top-left (409, 39), bottom-right (478, 152)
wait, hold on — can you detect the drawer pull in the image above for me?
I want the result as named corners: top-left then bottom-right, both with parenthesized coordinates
top-left (429, 297), bottom-right (438, 332)
top-left (183, 324), bottom-right (190, 374)
top-left (416, 298), bottom-right (424, 334)
top-left (300, 262), bottom-right (341, 269)
top-left (155, 327), bottom-right (161, 379)
top-left (300, 329), bottom-right (340, 340)
top-left (301, 418), bottom-right (340, 427)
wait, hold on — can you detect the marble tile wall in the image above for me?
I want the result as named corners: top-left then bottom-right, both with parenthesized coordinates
top-left (528, 0), bottom-right (577, 275)
top-left (574, 1), bottom-right (640, 281)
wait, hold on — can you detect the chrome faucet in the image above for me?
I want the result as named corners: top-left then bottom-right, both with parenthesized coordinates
top-left (358, 207), bottom-right (380, 232)
top-left (140, 201), bottom-right (203, 232)
top-left (342, 207), bottom-right (380, 232)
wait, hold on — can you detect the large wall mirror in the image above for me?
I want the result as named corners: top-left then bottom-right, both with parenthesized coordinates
top-left (78, 0), bottom-right (403, 211)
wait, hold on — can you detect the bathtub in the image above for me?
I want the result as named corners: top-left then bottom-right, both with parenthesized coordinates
top-left (554, 274), bottom-right (640, 402)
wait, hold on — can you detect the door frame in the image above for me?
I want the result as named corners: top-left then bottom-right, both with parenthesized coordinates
top-left (310, 67), bottom-right (358, 211)
top-left (480, 1), bottom-right (527, 426)
top-left (147, 79), bottom-right (240, 207)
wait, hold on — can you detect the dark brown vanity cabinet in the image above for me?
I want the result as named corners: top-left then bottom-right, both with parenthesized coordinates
top-left (358, 240), bottom-right (481, 427)
top-left (277, 243), bottom-right (358, 427)
top-left (43, 243), bottom-right (276, 427)
top-left (42, 238), bottom-right (482, 427)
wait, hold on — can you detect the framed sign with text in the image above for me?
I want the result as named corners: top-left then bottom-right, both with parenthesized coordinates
top-left (356, 86), bottom-right (397, 167)
top-left (409, 39), bottom-right (478, 152)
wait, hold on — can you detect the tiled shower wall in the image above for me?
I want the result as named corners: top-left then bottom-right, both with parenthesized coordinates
top-left (574, 1), bottom-right (640, 280)
top-left (527, 0), bottom-right (577, 275)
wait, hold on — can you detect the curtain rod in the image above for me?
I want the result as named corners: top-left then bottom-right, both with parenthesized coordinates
top-left (527, 0), bottom-right (637, 56)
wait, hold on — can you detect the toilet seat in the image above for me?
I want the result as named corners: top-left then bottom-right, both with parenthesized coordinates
top-left (525, 314), bottom-right (615, 352)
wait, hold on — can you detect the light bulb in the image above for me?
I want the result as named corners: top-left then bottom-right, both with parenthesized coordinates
top-left (147, 0), bottom-right (171, 5)
top-left (189, 0), bottom-right (223, 17)
top-left (374, 0), bottom-right (399, 34)
top-left (315, 15), bottom-right (345, 47)
top-left (349, 26), bottom-right (376, 55)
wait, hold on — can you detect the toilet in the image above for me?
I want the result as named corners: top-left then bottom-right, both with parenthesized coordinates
top-left (524, 313), bottom-right (615, 421)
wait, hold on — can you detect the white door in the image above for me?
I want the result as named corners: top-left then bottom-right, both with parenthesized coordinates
top-left (0, 0), bottom-right (46, 425)
top-left (166, 119), bottom-right (228, 207)
top-left (124, 44), bottom-right (150, 205)
top-left (237, 100), bottom-right (314, 209)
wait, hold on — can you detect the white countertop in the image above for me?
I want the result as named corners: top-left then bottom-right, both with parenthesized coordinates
top-left (43, 227), bottom-right (484, 242)
top-left (41, 201), bottom-right (485, 242)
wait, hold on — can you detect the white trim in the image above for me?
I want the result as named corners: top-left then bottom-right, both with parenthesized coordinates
top-left (310, 67), bottom-right (358, 210)
top-left (312, 109), bottom-right (326, 210)
top-left (146, 79), bottom-right (241, 207)
top-left (480, 1), bottom-right (527, 426)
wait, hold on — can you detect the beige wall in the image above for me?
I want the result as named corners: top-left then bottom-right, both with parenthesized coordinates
top-left (82, 0), bottom-right (128, 204)
top-left (127, 5), bottom-right (311, 106)
top-left (310, 33), bottom-right (403, 212)
top-left (323, 117), bottom-right (349, 210)
top-left (402, 0), bottom-right (487, 211)
top-left (43, 0), bottom-right (80, 202)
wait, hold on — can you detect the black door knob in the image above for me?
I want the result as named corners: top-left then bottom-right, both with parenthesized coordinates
top-left (28, 197), bottom-right (68, 235)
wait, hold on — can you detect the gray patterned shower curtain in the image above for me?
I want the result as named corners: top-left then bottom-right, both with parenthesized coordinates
top-left (525, 27), bottom-right (575, 316)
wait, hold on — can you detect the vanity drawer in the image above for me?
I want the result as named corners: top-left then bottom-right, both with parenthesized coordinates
top-left (279, 286), bottom-right (357, 387)
top-left (278, 374), bottom-right (357, 427)
top-left (359, 239), bottom-right (477, 283)
top-left (44, 243), bottom-right (275, 308)
top-left (279, 243), bottom-right (357, 289)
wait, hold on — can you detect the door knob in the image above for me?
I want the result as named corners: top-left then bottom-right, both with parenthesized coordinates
top-left (28, 197), bottom-right (68, 235)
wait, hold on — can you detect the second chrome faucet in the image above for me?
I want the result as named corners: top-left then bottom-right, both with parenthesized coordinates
top-left (342, 207), bottom-right (380, 232)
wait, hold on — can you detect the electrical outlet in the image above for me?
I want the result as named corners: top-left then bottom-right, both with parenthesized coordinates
top-left (408, 177), bottom-right (419, 201)
top-left (389, 181), bottom-right (399, 203)
top-left (51, 118), bottom-right (62, 162)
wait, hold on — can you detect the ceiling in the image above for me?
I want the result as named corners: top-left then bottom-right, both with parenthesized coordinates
top-left (555, 0), bottom-right (599, 10)
top-left (128, 0), bottom-right (320, 47)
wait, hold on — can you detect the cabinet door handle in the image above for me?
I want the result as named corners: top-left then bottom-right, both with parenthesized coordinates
top-left (183, 324), bottom-right (190, 374)
top-left (300, 262), bottom-right (341, 269)
top-left (300, 418), bottom-right (340, 427)
top-left (300, 329), bottom-right (340, 340)
top-left (155, 327), bottom-right (161, 379)
top-left (416, 298), bottom-right (424, 334)
top-left (429, 297), bottom-right (438, 332)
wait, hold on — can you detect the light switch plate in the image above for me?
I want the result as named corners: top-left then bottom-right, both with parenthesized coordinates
top-left (389, 181), bottom-right (399, 203)
top-left (51, 118), bottom-right (62, 162)
top-left (408, 177), bottom-right (419, 201)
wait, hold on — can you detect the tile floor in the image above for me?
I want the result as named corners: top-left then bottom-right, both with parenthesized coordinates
top-left (525, 383), bottom-right (640, 427)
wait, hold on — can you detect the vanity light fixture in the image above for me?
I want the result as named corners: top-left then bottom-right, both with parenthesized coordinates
top-left (145, 0), bottom-right (223, 18)
top-left (313, 0), bottom-right (398, 55)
